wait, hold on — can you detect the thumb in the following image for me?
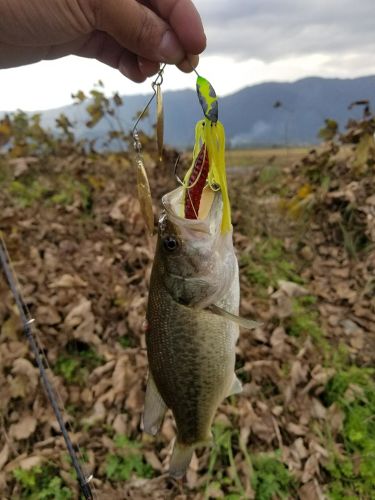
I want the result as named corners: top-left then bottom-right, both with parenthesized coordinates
top-left (95, 0), bottom-right (185, 65)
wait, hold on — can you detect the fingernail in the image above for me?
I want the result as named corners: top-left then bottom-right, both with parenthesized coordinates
top-left (159, 31), bottom-right (184, 63)
top-left (177, 55), bottom-right (199, 73)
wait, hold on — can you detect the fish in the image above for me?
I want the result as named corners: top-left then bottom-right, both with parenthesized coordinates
top-left (142, 183), bottom-right (258, 478)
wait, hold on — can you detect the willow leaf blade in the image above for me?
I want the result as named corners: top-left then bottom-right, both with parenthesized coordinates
top-left (136, 159), bottom-right (154, 234)
top-left (156, 84), bottom-right (164, 161)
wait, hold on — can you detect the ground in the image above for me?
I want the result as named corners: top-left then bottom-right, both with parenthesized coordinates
top-left (0, 108), bottom-right (374, 499)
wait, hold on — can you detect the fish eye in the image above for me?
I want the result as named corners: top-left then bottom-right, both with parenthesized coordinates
top-left (163, 236), bottom-right (179, 252)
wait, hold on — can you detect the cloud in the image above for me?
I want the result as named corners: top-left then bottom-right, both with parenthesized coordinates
top-left (198, 0), bottom-right (375, 62)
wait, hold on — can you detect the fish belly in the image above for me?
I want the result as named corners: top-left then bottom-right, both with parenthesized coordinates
top-left (146, 270), bottom-right (239, 445)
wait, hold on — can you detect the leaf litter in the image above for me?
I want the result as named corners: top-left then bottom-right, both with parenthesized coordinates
top-left (0, 113), bottom-right (374, 499)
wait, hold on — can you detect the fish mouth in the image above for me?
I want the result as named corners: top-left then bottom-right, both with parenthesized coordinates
top-left (161, 186), bottom-right (222, 235)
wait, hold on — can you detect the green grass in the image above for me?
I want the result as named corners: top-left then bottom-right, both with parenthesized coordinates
top-left (286, 295), bottom-right (329, 350)
top-left (104, 435), bottom-right (154, 482)
top-left (118, 335), bottom-right (138, 349)
top-left (9, 174), bottom-right (91, 210)
top-left (13, 465), bottom-right (72, 499)
top-left (258, 164), bottom-right (282, 184)
top-left (49, 176), bottom-right (91, 210)
top-left (321, 359), bottom-right (375, 499)
top-left (205, 423), bottom-right (247, 497)
top-left (0, 161), bottom-right (11, 184)
top-left (10, 179), bottom-right (49, 207)
top-left (251, 452), bottom-right (296, 500)
top-left (204, 424), bottom-right (296, 499)
top-left (55, 343), bottom-right (103, 385)
top-left (241, 237), bottom-right (327, 349)
top-left (240, 237), bottom-right (303, 295)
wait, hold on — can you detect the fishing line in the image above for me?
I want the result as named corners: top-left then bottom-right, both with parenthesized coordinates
top-left (0, 234), bottom-right (95, 500)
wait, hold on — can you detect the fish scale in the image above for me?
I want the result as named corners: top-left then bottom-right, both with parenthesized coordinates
top-left (147, 261), bottom-right (234, 444)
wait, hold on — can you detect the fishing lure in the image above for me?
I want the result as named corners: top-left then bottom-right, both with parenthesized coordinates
top-left (182, 74), bottom-right (231, 233)
top-left (133, 66), bottom-right (231, 235)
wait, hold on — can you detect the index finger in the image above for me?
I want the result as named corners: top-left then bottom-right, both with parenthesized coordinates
top-left (150, 0), bottom-right (206, 55)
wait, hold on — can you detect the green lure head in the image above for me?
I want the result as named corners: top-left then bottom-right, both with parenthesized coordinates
top-left (196, 76), bottom-right (218, 123)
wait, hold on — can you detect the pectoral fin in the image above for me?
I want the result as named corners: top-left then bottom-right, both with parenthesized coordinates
top-left (141, 373), bottom-right (167, 436)
top-left (207, 304), bottom-right (261, 330)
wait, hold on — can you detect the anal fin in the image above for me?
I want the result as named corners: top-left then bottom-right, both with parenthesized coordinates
top-left (141, 373), bottom-right (167, 436)
top-left (226, 374), bottom-right (243, 397)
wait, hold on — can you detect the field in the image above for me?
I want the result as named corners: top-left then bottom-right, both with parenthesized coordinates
top-left (225, 147), bottom-right (310, 169)
top-left (0, 103), bottom-right (374, 499)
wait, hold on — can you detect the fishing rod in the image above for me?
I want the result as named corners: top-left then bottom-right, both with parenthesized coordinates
top-left (0, 235), bottom-right (94, 500)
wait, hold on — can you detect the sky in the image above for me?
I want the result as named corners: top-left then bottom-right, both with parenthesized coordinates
top-left (1, 0), bottom-right (375, 111)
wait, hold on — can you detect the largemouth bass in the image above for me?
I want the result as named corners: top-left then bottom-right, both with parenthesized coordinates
top-left (143, 185), bottom-right (245, 478)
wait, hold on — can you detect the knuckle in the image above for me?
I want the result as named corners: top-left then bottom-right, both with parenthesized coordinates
top-left (76, 0), bottom-right (97, 28)
top-left (135, 9), bottom-right (158, 51)
top-left (84, 0), bottom-right (102, 28)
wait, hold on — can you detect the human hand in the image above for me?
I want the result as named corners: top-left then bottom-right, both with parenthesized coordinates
top-left (0, 0), bottom-right (206, 81)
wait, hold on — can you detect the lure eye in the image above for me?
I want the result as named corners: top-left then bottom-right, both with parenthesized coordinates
top-left (163, 236), bottom-right (178, 252)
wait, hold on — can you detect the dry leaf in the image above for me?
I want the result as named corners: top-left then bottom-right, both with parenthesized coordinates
top-left (144, 451), bottom-right (162, 471)
top-left (17, 455), bottom-right (44, 470)
top-left (298, 480), bottom-right (321, 500)
top-left (12, 358), bottom-right (39, 390)
top-left (49, 274), bottom-right (88, 288)
top-left (81, 401), bottom-right (106, 426)
top-left (64, 298), bottom-right (100, 345)
top-left (278, 280), bottom-right (309, 297)
top-left (301, 454), bottom-right (319, 484)
top-left (9, 415), bottom-right (37, 440)
top-left (287, 422), bottom-right (308, 436)
top-left (36, 305), bottom-right (61, 325)
top-left (1, 315), bottom-right (21, 340)
top-left (9, 157), bottom-right (37, 177)
top-left (0, 444), bottom-right (9, 471)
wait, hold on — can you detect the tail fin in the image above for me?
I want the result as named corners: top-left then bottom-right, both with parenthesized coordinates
top-left (169, 437), bottom-right (213, 479)
top-left (169, 441), bottom-right (195, 479)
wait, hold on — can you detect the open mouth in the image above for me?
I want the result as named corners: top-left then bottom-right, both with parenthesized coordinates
top-left (183, 144), bottom-right (216, 221)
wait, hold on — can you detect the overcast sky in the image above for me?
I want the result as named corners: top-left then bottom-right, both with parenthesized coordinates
top-left (1, 0), bottom-right (375, 111)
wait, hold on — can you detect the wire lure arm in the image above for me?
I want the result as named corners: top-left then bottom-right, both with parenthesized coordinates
top-left (132, 64), bottom-right (166, 235)
top-left (132, 63), bottom-right (166, 136)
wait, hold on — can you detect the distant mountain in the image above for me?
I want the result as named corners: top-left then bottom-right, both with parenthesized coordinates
top-left (4, 76), bottom-right (375, 148)
top-left (220, 76), bottom-right (375, 147)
